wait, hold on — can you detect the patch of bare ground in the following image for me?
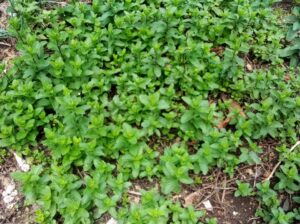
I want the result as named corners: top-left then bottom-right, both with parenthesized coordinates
top-left (273, 0), bottom-right (297, 12)
top-left (0, 0), bottom-right (17, 72)
top-left (0, 1), bottom-right (33, 223)
top-left (0, 153), bottom-right (34, 224)
top-left (179, 167), bottom-right (261, 224)
top-left (120, 138), bottom-right (282, 223)
top-left (177, 139), bottom-right (281, 224)
top-left (123, 137), bottom-right (283, 223)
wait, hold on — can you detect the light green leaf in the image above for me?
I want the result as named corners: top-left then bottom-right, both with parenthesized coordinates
top-left (181, 111), bottom-right (194, 123)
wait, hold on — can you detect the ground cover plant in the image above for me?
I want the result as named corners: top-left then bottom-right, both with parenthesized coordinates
top-left (281, 5), bottom-right (300, 66)
top-left (0, 0), bottom-right (300, 223)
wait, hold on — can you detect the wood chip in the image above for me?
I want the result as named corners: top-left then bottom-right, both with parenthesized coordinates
top-left (107, 218), bottom-right (118, 224)
top-left (13, 152), bottom-right (30, 172)
top-left (203, 200), bottom-right (213, 211)
top-left (246, 63), bottom-right (253, 72)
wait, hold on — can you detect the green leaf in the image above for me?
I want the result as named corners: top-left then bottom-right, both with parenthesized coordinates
top-left (158, 100), bottom-right (169, 110)
top-left (0, 138), bottom-right (13, 147)
top-left (139, 95), bottom-right (149, 106)
top-left (161, 177), bottom-right (180, 194)
top-left (280, 47), bottom-right (297, 57)
top-left (180, 111), bottom-right (194, 123)
top-left (152, 21), bottom-right (167, 33)
top-left (154, 66), bottom-right (162, 77)
top-left (249, 151), bottom-right (261, 164)
top-left (293, 21), bottom-right (300, 31)
top-left (180, 175), bottom-right (193, 185)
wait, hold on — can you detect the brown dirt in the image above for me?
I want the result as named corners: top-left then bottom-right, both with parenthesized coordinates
top-left (208, 194), bottom-right (261, 224)
top-left (181, 166), bottom-right (262, 223)
top-left (0, 153), bottom-right (34, 224)
top-left (0, 1), bottom-right (33, 223)
top-left (273, 0), bottom-right (297, 12)
top-left (0, 0), bottom-right (17, 71)
top-left (130, 178), bottom-right (159, 191)
top-left (0, 0), bottom-right (9, 27)
top-left (179, 138), bottom-right (281, 223)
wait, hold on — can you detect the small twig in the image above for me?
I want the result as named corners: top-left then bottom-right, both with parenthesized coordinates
top-left (290, 141), bottom-right (300, 152)
top-left (208, 206), bottom-right (225, 211)
top-left (183, 185), bottom-right (212, 207)
top-left (263, 141), bottom-right (300, 182)
top-left (248, 217), bottom-right (261, 222)
top-left (0, 41), bottom-right (11, 47)
top-left (196, 190), bottom-right (216, 209)
top-left (253, 164), bottom-right (258, 188)
top-left (76, 167), bottom-right (84, 179)
top-left (128, 190), bottom-right (141, 197)
top-left (215, 187), bottom-right (236, 190)
top-left (239, 164), bottom-right (255, 170)
top-left (172, 194), bottom-right (182, 202)
top-left (221, 177), bottom-right (227, 203)
top-left (184, 185), bottom-right (213, 198)
top-left (215, 190), bottom-right (221, 204)
top-left (214, 171), bottom-right (221, 203)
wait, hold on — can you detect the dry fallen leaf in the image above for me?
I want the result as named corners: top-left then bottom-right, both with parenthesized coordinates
top-left (211, 46), bottom-right (225, 56)
top-left (230, 100), bottom-right (246, 117)
top-left (187, 140), bottom-right (197, 146)
top-left (217, 95), bottom-right (246, 129)
top-left (245, 168), bottom-right (254, 176)
top-left (217, 117), bottom-right (231, 129)
top-left (128, 190), bottom-right (141, 204)
top-left (132, 196), bottom-right (140, 204)
top-left (184, 191), bottom-right (199, 207)
top-left (263, 171), bottom-right (271, 179)
top-left (284, 74), bottom-right (291, 81)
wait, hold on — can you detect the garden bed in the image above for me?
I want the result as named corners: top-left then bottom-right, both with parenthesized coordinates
top-left (0, 1), bottom-right (299, 224)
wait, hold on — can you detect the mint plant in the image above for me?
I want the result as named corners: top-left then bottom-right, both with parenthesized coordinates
top-left (275, 163), bottom-right (300, 193)
top-left (1, 0), bottom-right (299, 223)
top-left (159, 144), bottom-right (193, 194)
top-left (280, 7), bottom-right (300, 66)
top-left (234, 181), bottom-right (253, 197)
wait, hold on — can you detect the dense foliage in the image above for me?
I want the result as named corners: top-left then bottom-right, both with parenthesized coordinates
top-left (281, 6), bottom-right (300, 66)
top-left (0, 0), bottom-right (299, 223)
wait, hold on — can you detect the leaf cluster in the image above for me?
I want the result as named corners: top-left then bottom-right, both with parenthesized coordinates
top-left (0, 0), bottom-right (298, 223)
top-left (280, 7), bottom-right (300, 66)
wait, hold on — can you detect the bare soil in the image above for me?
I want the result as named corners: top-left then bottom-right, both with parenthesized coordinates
top-left (209, 194), bottom-right (261, 224)
top-left (0, 0), bottom-right (17, 70)
top-left (0, 153), bottom-right (34, 224)
top-left (0, 1), bottom-right (32, 223)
